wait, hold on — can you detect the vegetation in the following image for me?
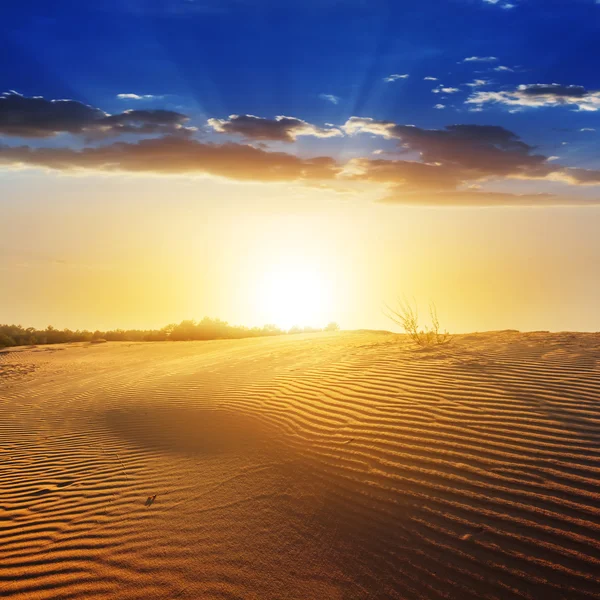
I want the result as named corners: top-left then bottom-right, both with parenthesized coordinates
top-left (384, 299), bottom-right (451, 347)
top-left (0, 319), bottom-right (340, 348)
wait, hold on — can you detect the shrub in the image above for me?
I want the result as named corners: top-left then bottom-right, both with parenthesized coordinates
top-left (384, 299), bottom-right (451, 347)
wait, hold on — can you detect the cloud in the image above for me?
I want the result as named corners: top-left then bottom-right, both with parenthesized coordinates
top-left (462, 56), bottom-right (498, 62)
top-left (342, 117), bottom-right (397, 138)
top-left (346, 151), bottom-right (600, 206)
top-left (345, 158), bottom-right (462, 190)
top-left (467, 83), bottom-right (600, 111)
top-left (3, 96), bottom-right (599, 207)
top-left (424, 76), bottom-right (438, 81)
top-left (0, 91), bottom-right (104, 137)
top-left (383, 74), bottom-right (409, 82)
top-left (434, 104), bottom-right (446, 109)
top-left (116, 93), bottom-right (164, 100)
top-left (580, 128), bottom-right (596, 132)
top-left (555, 167), bottom-right (600, 185)
top-left (0, 136), bottom-right (340, 182)
top-left (343, 118), bottom-right (547, 174)
top-left (482, 0), bottom-right (516, 8)
top-left (341, 118), bottom-right (582, 190)
top-left (494, 66), bottom-right (514, 72)
top-left (432, 86), bottom-right (460, 94)
top-left (465, 79), bottom-right (490, 88)
top-left (319, 94), bottom-right (340, 105)
top-left (0, 91), bottom-right (194, 138)
top-left (97, 109), bottom-right (196, 137)
top-left (207, 114), bottom-right (342, 142)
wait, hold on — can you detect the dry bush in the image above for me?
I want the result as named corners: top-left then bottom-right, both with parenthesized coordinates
top-left (384, 299), bottom-right (451, 347)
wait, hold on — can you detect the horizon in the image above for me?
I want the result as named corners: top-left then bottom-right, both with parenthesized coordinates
top-left (3, 0), bottom-right (600, 332)
top-left (2, 316), bottom-right (597, 338)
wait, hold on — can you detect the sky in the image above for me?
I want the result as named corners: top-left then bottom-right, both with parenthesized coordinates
top-left (1, 0), bottom-right (600, 333)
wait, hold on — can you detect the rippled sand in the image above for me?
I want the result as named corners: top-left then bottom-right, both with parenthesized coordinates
top-left (2, 331), bottom-right (600, 599)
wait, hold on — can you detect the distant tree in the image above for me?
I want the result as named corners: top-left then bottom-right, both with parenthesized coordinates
top-left (0, 332), bottom-right (15, 348)
top-left (262, 324), bottom-right (282, 336)
top-left (325, 322), bottom-right (340, 332)
top-left (0, 317), bottom-right (315, 346)
top-left (144, 330), bottom-right (168, 341)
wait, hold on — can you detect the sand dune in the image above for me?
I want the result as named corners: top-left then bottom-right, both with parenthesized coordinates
top-left (2, 331), bottom-right (600, 599)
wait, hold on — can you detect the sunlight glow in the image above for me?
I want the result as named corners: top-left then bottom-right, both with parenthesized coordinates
top-left (254, 260), bottom-right (334, 330)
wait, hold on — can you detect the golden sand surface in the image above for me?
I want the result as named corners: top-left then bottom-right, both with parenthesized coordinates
top-left (2, 331), bottom-right (600, 599)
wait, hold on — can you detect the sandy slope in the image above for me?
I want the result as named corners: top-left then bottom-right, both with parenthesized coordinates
top-left (2, 331), bottom-right (600, 600)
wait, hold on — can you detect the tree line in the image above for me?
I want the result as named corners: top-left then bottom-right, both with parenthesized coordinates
top-left (0, 318), bottom-right (340, 348)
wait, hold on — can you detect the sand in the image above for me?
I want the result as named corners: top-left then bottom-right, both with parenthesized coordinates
top-left (2, 331), bottom-right (600, 599)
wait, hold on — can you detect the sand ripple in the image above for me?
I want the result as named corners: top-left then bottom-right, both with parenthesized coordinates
top-left (2, 331), bottom-right (600, 599)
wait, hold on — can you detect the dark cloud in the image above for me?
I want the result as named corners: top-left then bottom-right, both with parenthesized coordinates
top-left (0, 136), bottom-right (339, 181)
top-left (558, 167), bottom-right (600, 185)
top-left (207, 114), bottom-right (342, 142)
top-left (343, 117), bottom-right (600, 205)
top-left (2, 106), bottom-right (599, 206)
top-left (0, 91), bottom-right (105, 137)
top-left (344, 118), bottom-right (550, 178)
top-left (391, 124), bottom-right (548, 177)
top-left (0, 91), bottom-right (194, 138)
top-left (97, 109), bottom-right (194, 137)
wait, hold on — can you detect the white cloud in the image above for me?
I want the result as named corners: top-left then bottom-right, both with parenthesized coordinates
top-left (467, 83), bottom-right (600, 111)
top-left (463, 56), bottom-right (498, 63)
top-left (465, 79), bottom-right (490, 87)
top-left (342, 117), bottom-right (396, 137)
top-left (319, 94), bottom-right (340, 105)
top-left (433, 86), bottom-right (460, 94)
top-left (383, 74), bottom-right (409, 82)
top-left (116, 93), bottom-right (163, 100)
top-left (580, 127), bottom-right (596, 132)
top-left (494, 66), bottom-right (514, 72)
top-left (424, 76), bottom-right (438, 81)
top-left (483, 0), bottom-right (516, 7)
top-left (434, 104), bottom-right (446, 109)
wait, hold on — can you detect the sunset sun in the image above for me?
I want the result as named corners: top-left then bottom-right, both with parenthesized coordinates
top-left (255, 261), bottom-right (334, 329)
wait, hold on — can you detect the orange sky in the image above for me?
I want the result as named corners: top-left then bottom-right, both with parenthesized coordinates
top-left (2, 170), bottom-right (600, 333)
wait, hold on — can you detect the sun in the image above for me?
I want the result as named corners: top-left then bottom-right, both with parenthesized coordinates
top-left (254, 260), bottom-right (334, 330)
